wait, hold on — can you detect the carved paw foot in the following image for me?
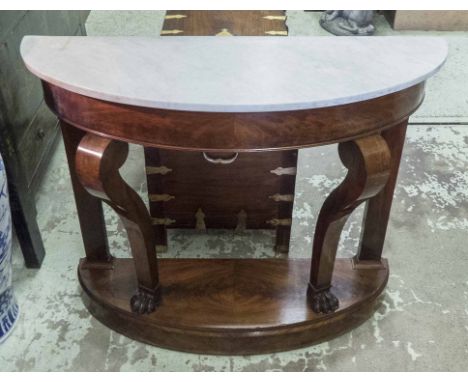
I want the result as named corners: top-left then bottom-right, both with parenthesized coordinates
top-left (309, 289), bottom-right (339, 314)
top-left (130, 289), bottom-right (160, 314)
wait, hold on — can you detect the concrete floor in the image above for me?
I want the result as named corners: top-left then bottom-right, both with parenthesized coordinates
top-left (1, 11), bottom-right (468, 371)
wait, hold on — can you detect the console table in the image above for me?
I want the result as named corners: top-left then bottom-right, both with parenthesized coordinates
top-left (21, 36), bottom-right (447, 354)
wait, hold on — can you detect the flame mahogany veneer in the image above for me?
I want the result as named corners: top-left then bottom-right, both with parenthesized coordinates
top-left (40, 81), bottom-right (422, 354)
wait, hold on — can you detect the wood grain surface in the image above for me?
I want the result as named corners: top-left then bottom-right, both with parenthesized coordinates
top-left (79, 257), bottom-right (389, 354)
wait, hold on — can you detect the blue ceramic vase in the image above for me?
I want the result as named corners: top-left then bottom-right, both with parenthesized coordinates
top-left (0, 153), bottom-right (19, 343)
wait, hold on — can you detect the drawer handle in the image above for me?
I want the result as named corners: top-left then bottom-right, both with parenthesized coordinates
top-left (203, 152), bottom-right (238, 165)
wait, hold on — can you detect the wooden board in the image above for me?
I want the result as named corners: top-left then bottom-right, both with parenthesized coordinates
top-left (79, 257), bottom-right (389, 354)
top-left (146, 150), bottom-right (297, 229)
top-left (145, 11), bottom-right (297, 252)
top-left (161, 10), bottom-right (288, 36)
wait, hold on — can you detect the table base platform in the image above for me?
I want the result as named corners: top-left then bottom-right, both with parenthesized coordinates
top-left (79, 258), bottom-right (388, 355)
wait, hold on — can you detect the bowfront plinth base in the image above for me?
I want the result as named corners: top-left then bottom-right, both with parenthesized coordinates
top-left (79, 258), bottom-right (388, 355)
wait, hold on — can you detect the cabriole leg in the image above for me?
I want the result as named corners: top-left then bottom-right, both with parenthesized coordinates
top-left (308, 134), bottom-right (391, 313)
top-left (75, 132), bottom-right (161, 314)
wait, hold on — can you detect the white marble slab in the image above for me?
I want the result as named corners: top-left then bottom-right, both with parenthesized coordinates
top-left (21, 36), bottom-right (447, 113)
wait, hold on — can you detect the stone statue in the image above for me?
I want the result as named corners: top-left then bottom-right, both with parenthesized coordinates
top-left (320, 10), bottom-right (375, 36)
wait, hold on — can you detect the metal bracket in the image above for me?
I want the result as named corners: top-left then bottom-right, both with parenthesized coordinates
top-left (270, 167), bottom-right (297, 176)
top-left (149, 194), bottom-right (175, 202)
top-left (145, 166), bottom-right (172, 175)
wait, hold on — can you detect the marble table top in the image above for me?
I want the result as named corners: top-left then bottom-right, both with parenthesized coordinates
top-left (21, 36), bottom-right (447, 113)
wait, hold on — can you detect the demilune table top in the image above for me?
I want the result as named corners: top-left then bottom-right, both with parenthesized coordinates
top-left (21, 36), bottom-right (447, 113)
